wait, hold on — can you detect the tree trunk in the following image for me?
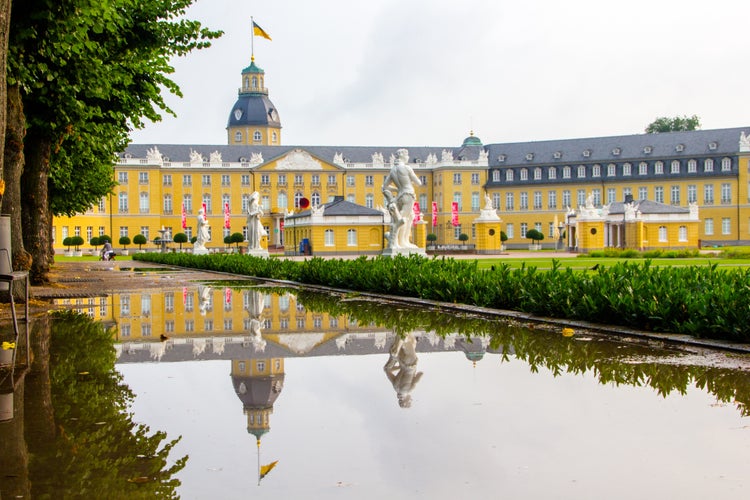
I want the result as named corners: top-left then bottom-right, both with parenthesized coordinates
top-left (3, 84), bottom-right (30, 272)
top-left (0, 0), bottom-right (10, 192)
top-left (21, 128), bottom-right (52, 285)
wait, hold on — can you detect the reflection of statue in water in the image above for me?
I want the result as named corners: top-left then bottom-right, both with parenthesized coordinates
top-left (382, 148), bottom-right (421, 249)
top-left (198, 285), bottom-right (212, 316)
top-left (194, 207), bottom-right (210, 255)
top-left (246, 191), bottom-right (266, 251)
top-left (246, 289), bottom-right (266, 352)
top-left (384, 332), bottom-right (423, 408)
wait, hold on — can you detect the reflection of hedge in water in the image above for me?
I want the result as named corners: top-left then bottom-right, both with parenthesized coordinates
top-left (30, 312), bottom-right (186, 497)
top-left (138, 252), bottom-right (750, 341)
top-left (270, 287), bottom-right (750, 417)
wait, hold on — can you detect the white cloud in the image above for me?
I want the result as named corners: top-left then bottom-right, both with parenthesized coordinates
top-left (129, 0), bottom-right (750, 147)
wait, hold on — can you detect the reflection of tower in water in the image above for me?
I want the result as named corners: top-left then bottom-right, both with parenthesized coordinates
top-left (231, 288), bottom-right (283, 483)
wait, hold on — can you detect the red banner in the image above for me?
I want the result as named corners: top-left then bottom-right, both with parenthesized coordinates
top-left (431, 201), bottom-right (438, 227)
top-left (181, 203), bottom-right (187, 229)
top-left (182, 286), bottom-right (187, 305)
top-left (412, 202), bottom-right (420, 225)
top-left (451, 202), bottom-right (459, 226)
top-left (224, 203), bottom-right (230, 229)
top-left (202, 202), bottom-right (207, 220)
top-left (225, 287), bottom-right (231, 305)
top-left (280, 219), bottom-right (285, 231)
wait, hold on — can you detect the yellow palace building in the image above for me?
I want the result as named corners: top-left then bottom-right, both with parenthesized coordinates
top-left (53, 50), bottom-right (750, 254)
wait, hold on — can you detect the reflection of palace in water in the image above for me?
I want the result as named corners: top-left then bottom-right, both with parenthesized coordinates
top-left (55, 286), bottom-right (490, 460)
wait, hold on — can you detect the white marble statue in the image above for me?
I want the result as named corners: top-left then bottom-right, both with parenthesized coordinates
top-left (246, 191), bottom-right (267, 250)
top-left (189, 149), bottom-right (203, 164)
top-left (384, 333), bottom-right (423, 408)
top-left (193, 208), bottom-right (210, 255)
top-left (740, 131), bottom-right (750, 152)
top-left (210, 150), bottom-right (222, 163)
top-left (382, 148), bottom-right (421, 250)
top-left (484, 192), bottom-right (493, 210)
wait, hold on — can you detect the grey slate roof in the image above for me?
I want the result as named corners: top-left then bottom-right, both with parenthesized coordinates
top-left (227, 94), bottom-right (281, 128)
top-left (607, 199), bottom-right (691, 215)
top-left (285, 197), bottom-right (382, 220)
top-left (123, 126), bottom-right (750, 166)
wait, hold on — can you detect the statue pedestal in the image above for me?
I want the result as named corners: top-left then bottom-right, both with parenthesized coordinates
top-left (247, 248), bottom-right (269, 258)
top-left (193, 245), bottom-right (208, 255)
top-left (382, 247), bottom-right (426, 257)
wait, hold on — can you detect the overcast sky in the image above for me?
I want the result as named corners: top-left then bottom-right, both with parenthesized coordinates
top-left (129, 0), bottom-right (750, 148)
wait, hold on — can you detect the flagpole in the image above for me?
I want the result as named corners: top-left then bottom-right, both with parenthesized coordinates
top-left (250, 16), bottom-right (255, 61)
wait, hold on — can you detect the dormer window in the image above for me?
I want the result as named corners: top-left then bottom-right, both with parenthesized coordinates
top-left (709, 141), bottom-right (718, 150)
top-left (505, 169), bottom-right (514, 182)
top-left (612, 148), bottom-right (621, 156)
top-left (577, 165), bottom-right (586, 178)
top-left (644, 146), bottom-right (653, 154)
top-left (675, 144), bottom-right (685, 152)
top-left (525, 153), bottom-right (534, 161)
top-left (498, 154), bottom-right (506, 162)
top-left (582, 149), bottom-right (591, 158)
top-left (553, 151), bottom-right (562, 159)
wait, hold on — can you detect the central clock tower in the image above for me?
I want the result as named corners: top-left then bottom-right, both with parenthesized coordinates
top-left (226, 56), bottom-right (282, 146)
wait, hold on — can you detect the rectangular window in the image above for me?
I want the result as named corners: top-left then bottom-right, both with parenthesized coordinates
top-left (607, 188), bottom-right (616, 204)
top-left (654, 186), bottom-right (664, 204)
top-left (722, 217), bottom-right (731, 235)
top-left (471, 173), bottom-right (480, 185)
top-left (670, 186), bottom-right (680, 205)
top-left (182, 174), bottom-right (192, 186)
top-left (202, 174), bottom-right (211, 186)
top-left (347, 229), bottom-right (357, 246)
top-left (520, 192), bottom-right (528, 210)
top-left (346, 175), bottom-right (355, 187)
top-left (119, 226), bottom-right (128, 238)
top-left (638, 187), bottom-right (647, 200)
top-left (704, 184), bottom-right (714, 205)
top-left (118, 172), bottom-right (128, 183)
top-left (294, 174), bottom-right (303, 185)
top-left (506, 223), bottom-right (514, 239)
top-left (721, 183), bottom-right (731, 204)
top-left (221, 174), bottom-right (230, 186)
top-left (505, 192), bottom-right (514, 211)
top-left (453, 173), bottom-right (462, 185)
top-left (140, 226), bottom-right (149, 241)
top-left (533, 191), bottom-right (542, 210)
top-left (365, 175), bottom-right (374, 186)
top-left (328, 174), bottom-right (336, 186)
top-left (520, 223), bottom-right (528, 238)
top-left (577, 189), bottom-right (586, 207)
top-left (139, 172), bottom-right (149, 184)
top-left (705, 218), bottom-right (714, 235)
top-left (260, 174), bottom-right (269, 186)
top-left (471, 192), bottom-right (480, 211)
top-left (562, 190), bottom-right (571, 208)
top-left (325, 229), bottom-right (334, 246)
top-left (548, 191), bottom-right (557, 209)
top-left (163, 174), bottom-right (172, 186)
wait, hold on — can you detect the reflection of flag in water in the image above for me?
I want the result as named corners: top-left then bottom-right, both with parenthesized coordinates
top-left (259, 460), bottom-right (278, 481)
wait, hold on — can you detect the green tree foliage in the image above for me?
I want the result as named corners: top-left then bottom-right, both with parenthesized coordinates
top-left (119, 235), bottom-right (131, 249)
top-left (8, 0), bottom-right (221, 283)
top-left (70, 235), bottom-right (84, 251)
top-left (645, 115), bottom-right (701, 134)
top-left (525, 229), bottom-right (544, 242)
top-left (230, 232), bottom-right (245, 248)
top-left (89, 236), bottom-right (101, 249)
top-left (500, 231), bottom-right (508, 242)
top-left (458, 233), bottom-right (469, 242)
top-left (173, 232), bottom-right (187, 250)
top-left (133, 234), bottom-right (147, 250)
top-left (27, 312), bottom-right (186, 497)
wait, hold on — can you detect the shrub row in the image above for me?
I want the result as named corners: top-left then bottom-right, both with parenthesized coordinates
top-left (134, 253), bottom-right (750, 342)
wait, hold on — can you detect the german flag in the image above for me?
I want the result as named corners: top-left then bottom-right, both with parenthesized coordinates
top-left (252, 21), bottom-right (272, 41)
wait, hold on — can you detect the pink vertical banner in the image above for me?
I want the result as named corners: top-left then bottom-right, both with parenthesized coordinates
top-left (181, 203), bottom-right (187, 229)
top-left (431, 201), bottom-right (438, 227)
top-left (182, 286), bottom-right (188, 305)
top-left (224, 203), bottom-right (230, 229)
top-left (412, 202), bottom-right (420, 225)
top-left (225, 287), bottom-right (231, 305)
top-left (451, 202), bottom-right (459, 226)
top-left (202, 202), bottom-right (207, 219)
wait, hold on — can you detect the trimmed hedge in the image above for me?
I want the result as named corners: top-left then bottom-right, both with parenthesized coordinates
top-left (133, 253), bottom-right (750, 342)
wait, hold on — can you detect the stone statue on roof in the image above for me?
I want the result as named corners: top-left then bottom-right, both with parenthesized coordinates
top-left (210, 150), bottom-right (222, 163)
top-left (740, 131), bottom-right (750, 152)
top-left (250, 152), bottom-right (264, 164)
top-left (189, 149), bottom-right (203, 164)
top-left (146, 146), bottom-right (163, 165)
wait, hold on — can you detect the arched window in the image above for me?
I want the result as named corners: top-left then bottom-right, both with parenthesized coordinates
top-left (139, 192), bottom-right (149, 213)
top-left (183, 194), bottom-right (192, 213)
top-left (163, 194), bottom-right (172, 214)
top-left (277, 192), bottom-right (287, 210)
top-left (202, 194), bottom-right (211, 214)
top-left (253, 130), bottom-right (262, 142)
top-left (251, 76), bottom-right (258, 89)
top-left (325, 229), bottom-right (334, 246)
top-left (658, 225), bottom-right (668, 242)
top-left (118, 192), bottom-right (128, 213)
top-left (347, 229), bottom-right (357, 246)
top-left (311, 191), bottom-right (321, 206)
top-left (505, 169), bottom-right (514, 182)
top-left (365, 193), bottom-right (374, 208)
top-left (294, 191), bottom-right (304, 208)
top-left (234, 131), bottom-right (242, 143)
top-left (592, 164), bottom-right (601, 177)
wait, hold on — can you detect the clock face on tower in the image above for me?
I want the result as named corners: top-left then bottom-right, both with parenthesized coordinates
top-left (234, 109), bottom-right (242, 120)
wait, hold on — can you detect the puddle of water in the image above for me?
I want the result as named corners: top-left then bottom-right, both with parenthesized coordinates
top-left (2, 285), bottom-right (749, 499)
